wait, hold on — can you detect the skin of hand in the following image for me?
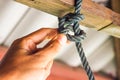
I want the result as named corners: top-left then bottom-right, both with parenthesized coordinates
top-left (0, 28), bottom-right (67, 80)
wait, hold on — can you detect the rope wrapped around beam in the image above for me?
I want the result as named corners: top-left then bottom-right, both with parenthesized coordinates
top-left (58, 0), bottom-right (95, 80)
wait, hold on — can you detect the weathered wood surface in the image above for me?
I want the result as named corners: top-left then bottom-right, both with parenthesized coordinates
top-left (112, 0), bottom-right (120, 79)
top-left (114, 38), bottom-right (120, 80)
top-left (15, 0), bottom-right (120, 38)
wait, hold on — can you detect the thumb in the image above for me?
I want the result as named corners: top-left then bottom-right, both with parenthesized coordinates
top-left (39, 34), bottom-right (67, 58)
top-left (46, 34), bottom-right (67, 53)
top-left (34, 34), bottom-right (67, 66)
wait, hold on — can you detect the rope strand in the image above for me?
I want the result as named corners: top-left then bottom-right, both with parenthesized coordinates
top-left (58, 0), bottom-right (95, 80)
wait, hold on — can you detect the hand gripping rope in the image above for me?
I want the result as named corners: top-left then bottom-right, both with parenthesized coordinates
top-left (58, 0), bottom-right (95, 80)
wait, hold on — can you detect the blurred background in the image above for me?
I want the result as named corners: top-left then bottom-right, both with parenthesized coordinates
top-left (0, 0), bottom-right (119, 80)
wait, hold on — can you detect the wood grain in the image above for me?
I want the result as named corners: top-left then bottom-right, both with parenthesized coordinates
top-left (112, 0), bottom-right (120, 79)
top-left (114, 38), bottom-right (120, 79)
top-left (15, 0), bottom-right (120, 38)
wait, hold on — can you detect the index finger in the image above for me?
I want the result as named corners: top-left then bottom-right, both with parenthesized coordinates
top-left (23, 28), bottom-right (58, 44)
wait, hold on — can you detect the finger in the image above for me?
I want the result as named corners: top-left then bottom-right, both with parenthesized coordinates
top-left (23, 28), bottom-right (58, 44)
top-left (36, 34), bottom-right (67, 60)
top-left (45, 34), bottom-right (67, 53)
top-left (11, 28), bottom-right (58, 53)
top-left (43, 61), bottom-right (53, 80)
top-left (45, 61), bottom-right (53, 76)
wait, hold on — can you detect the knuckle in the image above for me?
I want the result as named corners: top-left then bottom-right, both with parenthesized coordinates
top-left (12, 37), bottom-right (28, 46)
top-left (40, 28), bottom-right (49, 31)
top-left (40, 28), bottom-right (57, 32)
top-left (12, 38), bottom-right (22, 45)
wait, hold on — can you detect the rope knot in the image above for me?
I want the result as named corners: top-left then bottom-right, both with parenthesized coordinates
top-left (64, 13), bottom-right (84, 23)
top-left (58, 0), bottom-right (95, 79)
top-left (58, 13), bottom-right (86, 42)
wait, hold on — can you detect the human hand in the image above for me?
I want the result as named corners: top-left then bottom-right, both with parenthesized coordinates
top-left (0, 28), bottom-right (67, 80)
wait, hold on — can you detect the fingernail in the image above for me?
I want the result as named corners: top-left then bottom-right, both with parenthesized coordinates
top-left (58, 34), bottom-right (67, 45)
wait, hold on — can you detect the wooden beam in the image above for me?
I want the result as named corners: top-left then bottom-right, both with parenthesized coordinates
top-left (112, 0), bottom-right (120, 79)
top-left (114, 38), bottom-right (120, 80)
top-left (15, 0), bottom-right (120, 38)
top-left (111, 0), bottom-right (120, 13)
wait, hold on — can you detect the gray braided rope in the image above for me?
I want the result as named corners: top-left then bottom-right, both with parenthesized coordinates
top-left (58, 0), bottom-right (95, 80)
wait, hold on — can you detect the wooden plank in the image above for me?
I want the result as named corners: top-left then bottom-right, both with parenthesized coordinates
top-left (114, 38), bottom-right (120, 80)
top-left (111, 0), bottom-right (120, 13)
top-left (112, 0), bottom-right (120, 79)
top-left (15, 0), bottom-right (120, 38)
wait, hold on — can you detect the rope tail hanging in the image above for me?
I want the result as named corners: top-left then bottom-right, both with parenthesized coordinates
top-left (58, 0), bottom-right (95, 80)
